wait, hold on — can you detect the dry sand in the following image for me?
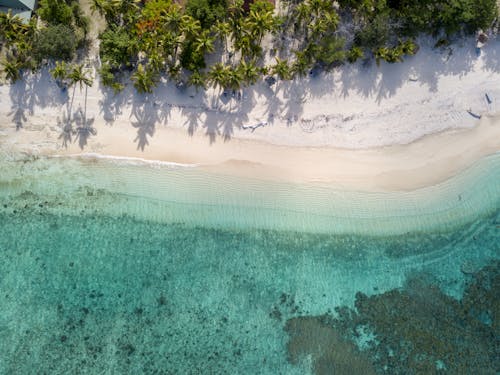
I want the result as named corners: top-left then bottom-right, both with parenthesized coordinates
top-left (1, 37), bottom-right (500, 191)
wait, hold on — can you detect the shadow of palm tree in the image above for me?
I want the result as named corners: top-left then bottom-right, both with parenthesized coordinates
top-left (73, 107), bottom-right (97, 149)
top-left (131, 102), bottom-right (157, 150)
top-left (9, 107), bottom-right (27, 130)
top-left (57, 113), bottom-right (74, 148)
top-left (9, 67), bottom-right (68, 130)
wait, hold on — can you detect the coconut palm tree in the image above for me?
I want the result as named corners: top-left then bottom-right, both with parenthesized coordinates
top-left (69, 64), bottom-right (93, 92)
top-left (163, 31), bottom-right (183, 61)
top-left (188, 70), bottom-right (206, 91)
top-left (51, 61), bottom-right (70, 84)
top-left (180, 15), bottom-right (201, 38)
top-left (208, 62), bottom-right (230, 90)
top-left (212, 21), bottom-right (232, 53)
top-left (0, 10), bottom-right (26, 44)
top-left (294, 2), bottom-right (310, 26)
top-left (247, 8), bottom-right (276, 44)
top-left (227, 67), bottom-right (243, 91)
top-left (1, 58), bottom-right (23, 82)
top-left (167, 63), bottom-right (181, 81)
top-left (271, 57), bottom-right (291, 80)
top-left (90, 0), bottom-right (106, 16)
top-left (194, 30), bottom-right (215, 54)
top-left (238, 59), bottom-right (260, 86)
top-left (163, 4), bottom-right (183, 31)
top-left (308, 17), bottom-right (328, 39)
top-left (68, 64), bottom-right (93, 127)
top-left (292, 51), bottom-right (310, 78)
top-left (132, 63), bottom-right (158, 94)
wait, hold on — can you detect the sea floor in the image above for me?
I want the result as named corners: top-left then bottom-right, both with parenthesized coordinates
top-left (0, 155), bottom-right (498, 374)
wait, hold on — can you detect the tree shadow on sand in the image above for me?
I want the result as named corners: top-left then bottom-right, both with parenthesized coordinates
top-left (73, 107), bottom-right (96, 149)
top-left (131, 100), bottom-right (159, 150)
top-left (8, 67), bottom-right (68, 130)
top-left (91, 35), bottom-right (494, 147)
top-left (58, 107), bottom-right (97, 149)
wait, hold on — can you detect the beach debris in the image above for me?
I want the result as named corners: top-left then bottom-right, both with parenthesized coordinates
top-left (241, 121), bottom-right (268, 132)
top-left (466, 109), bottom-right (481, 119)
top-left (485, 93), bottom-right (492, 104)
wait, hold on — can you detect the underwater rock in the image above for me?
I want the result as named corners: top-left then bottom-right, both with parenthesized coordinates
top-left (285, 316), bottom-right (376, 375)
top-left (285, 261), bottom-right (499, 374)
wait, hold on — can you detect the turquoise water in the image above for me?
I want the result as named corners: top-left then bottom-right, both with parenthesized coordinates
top-left (0, 155), bottom-right (499, 373)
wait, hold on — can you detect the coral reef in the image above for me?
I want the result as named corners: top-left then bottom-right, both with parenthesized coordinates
top-left (285, 261), bottom-right (499, 374)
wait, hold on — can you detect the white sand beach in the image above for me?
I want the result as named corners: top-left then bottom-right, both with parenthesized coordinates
top-left (1, 37), bottom-right (500, 190)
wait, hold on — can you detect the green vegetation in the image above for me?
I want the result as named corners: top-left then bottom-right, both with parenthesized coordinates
top-left (34, 24), bottom-right (77, 62)
top-left (0, 0), bottom-right (498, 92)
top-left (0, 0), bottom-right (89, 81)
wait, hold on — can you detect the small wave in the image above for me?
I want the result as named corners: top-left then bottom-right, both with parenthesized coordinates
top-left (51, 153), bottom-right (200, 169)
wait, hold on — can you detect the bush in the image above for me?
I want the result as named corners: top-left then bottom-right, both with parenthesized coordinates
top-left (354, 12), bottom-right (391, 49)
top-left (315, 36), bottom-right (346, 68)
top-left (37, 0), bottom-right (74, 25)
top-left (180, 40), bottom-right (206, 72)
top-left (99, 27), bottom-right (135, 67)
top-left (98, 63), bottom-right (124, 93)
top-left (34, 24), bottom-right (76, 62)
top-left (185, 0), bottom-right (227, 28)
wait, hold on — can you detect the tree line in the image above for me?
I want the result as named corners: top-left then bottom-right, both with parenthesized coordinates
top-left (0, 0), bottom-right (497, 92)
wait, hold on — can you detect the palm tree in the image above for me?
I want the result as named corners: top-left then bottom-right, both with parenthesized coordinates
top-left (168, 63), bottom-right (181, 81)
top-left (132, 63), bottom-right (158, 94)
top-left (294, 2), bottom-right (310, 27)
top-left (208, 62), bottom-right (230, 90)
top-left (194, 30), bottom-right (215, 54)
top-left (271, 57), bottom-right (291, 80)
top-left (90, 0), bottom-right (106, 16)
top-left (308, 18), bottom-right (327, 39)
top-left (323, 11), bottom-right (339, 30)
top-left (187, 70), bottom-right (206, 91)
top-left (247, 9), bottom-right (275, 44)
top-left (50, 61), bottom-right (69, 87)
top-left (1, 58), bottom-right (23, 83)
top-left (180, 15), bottom-right (201, 38)
top-left (163, 31), bottom-right (182, 61)
top-left (69, 64), bottom-right (93, 92)
top-left (163, 4), bottom-right (183, 31)
top-left (212, 21), bottom-right (231, 53)
top-left (292, 51), bottom-right (310, 78)
top-left (68, 64), bottom-right (94, 126)
top-left (227, 67), bottom-right (243, 91)
top-left (238, 59), bottom-right (260, 86)
top-left (147, 51), bottom-right (164, 73)
top-left (0, 10), bottom-right (26, 43)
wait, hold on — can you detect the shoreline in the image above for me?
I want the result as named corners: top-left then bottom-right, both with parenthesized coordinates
top-left (2, 111), bottom-right (499, 191)
top-left (1, 38), bottom-right (500, 191)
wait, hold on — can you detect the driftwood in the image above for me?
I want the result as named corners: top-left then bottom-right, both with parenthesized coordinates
top-left (242, 121), bottom-right (268, 132)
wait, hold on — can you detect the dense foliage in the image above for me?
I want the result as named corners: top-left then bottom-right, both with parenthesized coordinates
top-left (0, 0), bottom-right (498, 89)
top-left (33, 24), bottom-right (77, 62)
top-left (0, 0), bottom-right (89, 82)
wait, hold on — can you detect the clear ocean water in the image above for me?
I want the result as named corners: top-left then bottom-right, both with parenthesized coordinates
top-left (0, 154), bottom-right (498, 374)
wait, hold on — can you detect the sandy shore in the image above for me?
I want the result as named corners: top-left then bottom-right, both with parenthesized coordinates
top-left (1, 37), bottom-right (500, 191)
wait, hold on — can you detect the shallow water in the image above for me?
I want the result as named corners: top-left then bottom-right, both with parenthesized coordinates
top-left (0, 155), bottom-right (498, 374)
